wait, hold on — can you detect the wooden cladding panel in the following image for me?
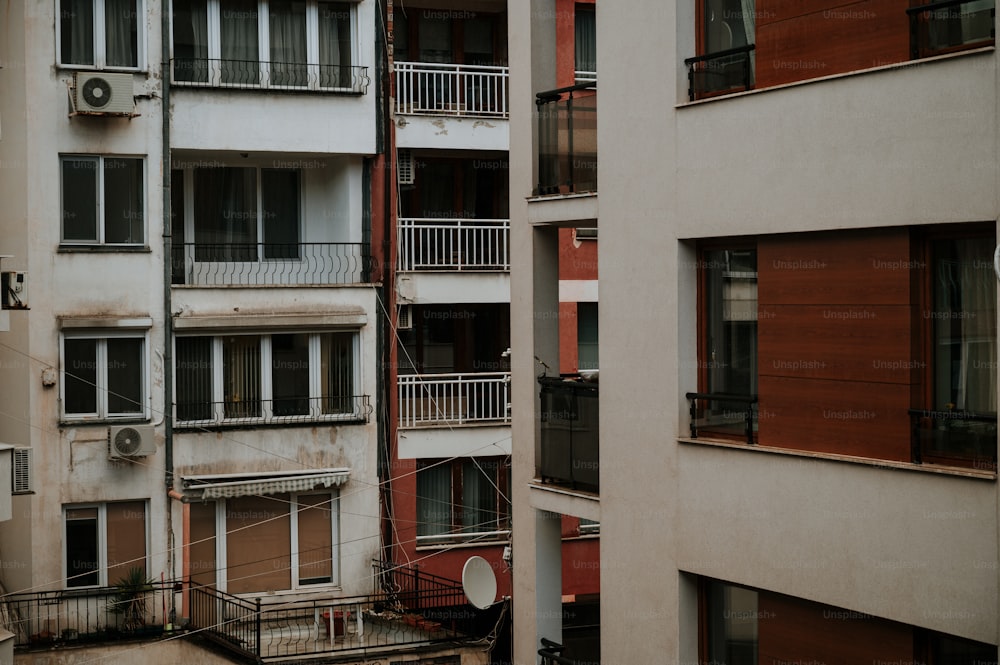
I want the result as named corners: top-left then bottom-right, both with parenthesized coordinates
top-left (755, 0), bottom-right (910, 88)
top-left (758, 375), bottom-right (911, 460)
top-left (759, 305), bottom-right (915, 384)
top-left (758, 228), bottom-right (913, 306)
top-left (758, 591), bottom-right (914, 665)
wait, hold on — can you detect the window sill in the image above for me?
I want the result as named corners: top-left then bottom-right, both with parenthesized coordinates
top-left (676, 45), bottom-right (995, 108)
top-left (61, 418), bottom-right (150, 427)
top-left (678, 437), bottom-right (997, 481)
top-left (58, 245), bottom-right (151, 253)
top-left (58, 65), bottom-right (146, 74)
top-left (416, 533), bottom-right (511, 551)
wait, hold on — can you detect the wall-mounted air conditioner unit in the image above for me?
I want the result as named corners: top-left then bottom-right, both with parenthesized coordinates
top-left (108, 425), bottom-right (155, 460)
top-left (397, 150), bottom-right (414, 185)
top-left (12, 448), bottom-right (31, 494)
top-left (73, 72), bottom-right (135, 115)
top-left (1, 271), bottom-right (27, 309)
top-left (398, 304), bottom-right (413, 330)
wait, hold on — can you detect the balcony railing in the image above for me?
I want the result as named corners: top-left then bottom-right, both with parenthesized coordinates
top-left (170, 59), bottom-right (370, 94)
top-left (171, 243), bottom-right (373, 286)
top-left (6, 582), bottom-right (172, 648)
top-left (684, 44), bottom-right (755, 102)
top-left (398, 373), bottom-right (511, 427)
top-left (685, 392), bottom-right (758, 446)
top-left (908, 408), bottom-right (998, 470)
top-left (535, 83), bottom-right (597, 196)
top-left (907, 0), bottom-right (995, 59)
top-left (174, 396), bottom-right (372, 429)
top-left (397, 218), bottom-right (510, 271)
top-left (539, 375), bottom-right (599, 493)
top-left (395, 61), bottom-right (509, 118)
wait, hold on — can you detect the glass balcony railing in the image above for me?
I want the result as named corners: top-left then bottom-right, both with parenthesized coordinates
top-left (539, 375), bottom-right (599, 493)
top-left (684, 45), bottom-right (755, 102)
top-left (685, 392), bottom-right (758, 445)
top-left (535, 83), bottom-right (597, 196)
top-left (908, 408), bottom-right (998, 471)
top-left (907, 0), bottom-right (995, 59)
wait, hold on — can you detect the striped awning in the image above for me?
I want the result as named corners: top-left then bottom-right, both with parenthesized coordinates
top-left (180, 468), bottom-right (350, 500)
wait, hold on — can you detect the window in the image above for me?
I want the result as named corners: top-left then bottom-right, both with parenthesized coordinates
top-left (577, 302), bottom-right (599, 371)
top-left (61, 156), bottom-right (144, 245)
top-left (416, 457), bottom-right (510, 543)
top-left (188, 492), bottom-right (339, 592)
top-left (172, 0), bottom-right (358, 90)
top-left (59, 0), bottom-right (141, 68)
top-left (704, 579), bottom-right (758, 665)
top-left (62, 333), bottom-right (147, 420)
top-left (574, 6), bottom-right (596, 81)
top-left (175, 331), bottom-right (362, 425)
top-left (690, 0), bottom-right (755, 98)
top-left (912, 0), bottom-right (995, 59)
top-left (65, 501), bottom-right (147, 588)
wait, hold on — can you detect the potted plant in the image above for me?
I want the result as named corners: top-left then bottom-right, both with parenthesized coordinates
top-left (110, 567), bottom-right (155, 633)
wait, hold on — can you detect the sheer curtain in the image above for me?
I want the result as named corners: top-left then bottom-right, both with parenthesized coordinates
top-left (193, 167), bottom-right (257, 261)
top-left (220, 0), bottom-right (260, 84)
top-left (417, 464), bottom-right (452, 537)
top-left (319, 2), bottom-right (353, 88)
top-left (269, 1), bottom-right (307, 86)
top-left (574, 9), bottom-right (596, 75)
top-left (61, 0), bottom-right (94, 65)
top-left (173, 0), bottom-right (209, 82)
top-left (105, 0), bottom-right (138, 67)
top-left (957, 239), bottom-right (997, 414)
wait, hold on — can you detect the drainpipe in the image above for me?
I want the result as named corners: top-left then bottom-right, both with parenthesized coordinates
top-left (161, 0), bottom-right (175, 581)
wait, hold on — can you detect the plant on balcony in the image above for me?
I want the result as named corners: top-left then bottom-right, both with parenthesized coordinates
top-left (109, 567), bottom-right (155, 633)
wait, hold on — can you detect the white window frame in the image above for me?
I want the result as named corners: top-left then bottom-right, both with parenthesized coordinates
top-left (170, 0), bottom-right (359, 90)
top-left (60, 154), bottom-right (147, 246)
top-left (60, 331), bottom-right (150, 422)
top-left (174, 331), bottom-right (362, 425)
top-left (212, 492), bottom-right (341, 594)
top-left (63, 501), bottom-right (150, 589)
top-left (56, 0), bottom-right (146, 71)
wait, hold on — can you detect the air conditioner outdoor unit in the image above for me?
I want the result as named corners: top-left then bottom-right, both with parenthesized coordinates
top-left (12, 448), bottom-right (32, 494)
top-left (397, 150), bottom-right (414, 185)
top-left (73, 72), bottom-right (135, 115)
top-left (1, 271), bottom-right (27, 310)
top-left (398, 304), bottom-right (412, 330)
top-left (108, 425), bottom-right (155, 460)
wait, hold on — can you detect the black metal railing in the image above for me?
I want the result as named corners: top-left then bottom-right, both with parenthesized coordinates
top-left (174, 395), bottom-right (372, 428)
top-left (171, 59), bottom-right (370, 94)
top-left (535, 83), bottom-right (597, 196)
top-left (907, 0), bottom-right (995, 59)
top-left (171, 242), bottom-right (373, 286)
top-left (6, 582), bottom-right (173, 647)
top-left (685, 392), bottom-right (758, 445)
top-left (539, 375), bottom-right (599, 493)
top-left (908, 408), bottom-right (998, 470)
top-left (684, 44), bottom-right (755, 101)
top-left (540, 637), bottom-right (578, 665)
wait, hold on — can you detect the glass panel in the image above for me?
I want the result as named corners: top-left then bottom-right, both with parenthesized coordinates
top-left (62, 157), bottom-right (99, 242)
top-left (105, 0), bottom-right (138, 67)
top-left (261, 169), bottom-right (300, 258)
top-left (464, 17), bottom-right (493, 66)
top-left (705, 0), bottom-right (754, 51)
top-left (65, 338), bottom-right (98, 415)
top-left (707, 580), bottom-right (758, 665)
top-left (173, 0), bottom-right (209, 82)
top-left (392, 8), bottom-right (409, 59)
top-left (171, 170), bottom-right (186, 284)
top-left (223, 335), bottom-right (261, 419)
top-left (461, 459), bottom-right (496, 533)
top-left (103, 158), bottom-right (143, 244)
top-left (416, 462), bottom-right (452, 536)
top-left (193, 167), bottom-right (258, 261)
top-left (272, 333), bottom-right (310, 416)
top-left (320, 332), bottom-right (354, 414)
top-left (107, 337), bottom-right (143, 415)
top-left (574, 8), bottom-right (596, 73)
top-left (269, 1), bottom-right (308, 86)
top-left (176, 337), bottom-right (213, 421)
top-left (926, 0), bottom-right (994, 52)
top-left (577, 302), bottom-right (599, 370)
top-left (61, 0), bottom-right (95, 65)
top-left (220, 0), bottom-right (260, 84)
top-left (226, 495), bottom-right (291, 593)
top-left (418, 13), bottom-right (452, 62)
top-left (319, 2), bottom-right (353, 88)
top-left (106, 501), bottom-right (146, 582)
top-left (66, 509), bottom-right (100, 587)
top-left (296, 494), bottom-right (333, 585)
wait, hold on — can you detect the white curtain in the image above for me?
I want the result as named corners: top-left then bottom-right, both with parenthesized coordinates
top-left (269, 1), bottom-right (307, 86)
top-left (416, 464), bottom-right (452, 537)
top-left (62, 0), bottom-right (94, 65)
top-left (319, 1), bottom-right (352, 88)
top-left (105, 0), bottom-right (137, 67)
top-left (957, 240), bottom-right (997, 414)
top-left (574, 10), bottom-right (596, 75)
top-left (173, 0), bottom-right (209, 82)
top-left (220, 0), bottom-right (259, 84)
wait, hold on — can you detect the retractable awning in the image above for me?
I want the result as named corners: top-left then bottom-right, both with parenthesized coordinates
top-left (180, 468), bottom-right (351, 500)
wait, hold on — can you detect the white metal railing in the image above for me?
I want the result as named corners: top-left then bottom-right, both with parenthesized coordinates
top-left (574, 70), bottom-right (597, 84)
top-left (398, 372), bottom-right (511, 427)
top-left (397, 218), bottom-right (510, 271)
top-left (394, 61), bottom-right (509, 118)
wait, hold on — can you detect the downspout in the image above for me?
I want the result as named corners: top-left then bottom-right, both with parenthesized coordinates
top-left (161, 0), bottom-right (175, 581)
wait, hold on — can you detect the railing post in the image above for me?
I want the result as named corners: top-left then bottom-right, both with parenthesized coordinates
top-left (745, 402), bottom-right (755, 445)
top-left (688, 396), bottom-right (698, 439)
top-left (566, 91), bottom-right (575, 192)
top-left (255, 597), bottom-right (262, 660)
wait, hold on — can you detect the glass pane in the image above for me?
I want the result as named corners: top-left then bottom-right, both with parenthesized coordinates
top-left (577, 302), bottom-right (599, 370)
top-left (105, 0), bottom-right (138, 67)
top-left (320, 332), bottom-right (354, 414)
top-left (171, 170), bottom-right (186, 283)
top-left (272, 333), bottom-right (310, 416)
top-left (464, 17), bottom-right (493, 66)
top-left (62, 158), bottom-right (99, 242)
top-left (707, 580), bottom-right (758, 665)
top-left (297, 494), bottom-right (333, 585)
top-left (61, 0), bottom-right (94, 65)
top-left (104, 158), bottom-right (143, 243)
top-left (193, 167), bottom-right (258, 261)
top-left (66, 514), bottom-right (100, 587)
top-left (176, 337), bottom-right (213, 421)
top-left (393, 9), bottom-right (408, 59)
top-left (461, 459), bottom-right (496, 533)
top-left (223, 336), bottom-right (261, 419)
top-left (261, 169), bottom-right (300, 258)
top-left (106, 338), bottom-right (143, 415)
top-left (419, 14), bottom-right (452, 62)
top-left (704, 249), bottom-right (758, 396)
top-left (106, 501), bottom-right (146, 582)
top-left (574, 9), bottom-right (596, 73)
top-left (269, 1), bottom-right (308, 86)
top-left (220, 0), bottom-right (260, 84)
top-left (172, 0), bottom-right (209, 82)
top-left (416, 463), bottom-right (452, 536)
top-left (705, 0), bottom-right (754, 51)
top-left (65, 338), bottom-right (98, 415)
top-left (319, 2), bottom-right (353, 88)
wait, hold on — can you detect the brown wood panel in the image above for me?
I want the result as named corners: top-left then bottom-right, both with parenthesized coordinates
top-left (757, 375), bottom-right (911, 460)
top-left (755, 0), bottom-right (910, 88)
top-left (758, 591), bottom-right (914, 665)
top-left (758, 0), bottom-right (906, 27)
top-left (758, 228), bottom-right (914, 306)
top-left (759, 304), bottom-right (916, 384)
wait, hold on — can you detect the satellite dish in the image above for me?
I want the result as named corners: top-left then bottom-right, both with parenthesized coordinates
top-left (462, 556), bottom-right (497, 610)
top-left (994, 245), bottom-right (1000, 283)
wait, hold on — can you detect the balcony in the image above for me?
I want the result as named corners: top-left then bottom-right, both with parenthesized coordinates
top-left (684, 45), bottom-right (755, 102)
top-left (908, 0), bottom-right (995, 59)
top-left (685, 392), bottom-right (758, 446)
top-left (909, 408), bottom-right (998, 471)
top-left (171, 243), bottom-right (372, 286)
top-left (398, 373), bottom-right (511, 428)
top-left (170, 58), bottom-right (370, 94)
top-left (174, 396), bottom-right (372, 430)
top-left (535, 83), bottom-right (597, 196)
top-left (539, 375), bottom-right (599, 493)
top-left (397, 218), bottom-right (510, 271)
top-left (394, 62), bottom-right (509, 118)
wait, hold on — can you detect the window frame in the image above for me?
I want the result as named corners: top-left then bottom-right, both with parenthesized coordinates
top-left (173, 330), bottom-right (363, 426)
top-left (56, 0), bottom-right (146, 71)
top-left (64, 501), bottom-right (149, 589)
top-left (416, 457), bottom-right (511, 546)
top-left (60, 154), bottom-right (147, 247)
top-left (60, 330), bottom-right (150, 422)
